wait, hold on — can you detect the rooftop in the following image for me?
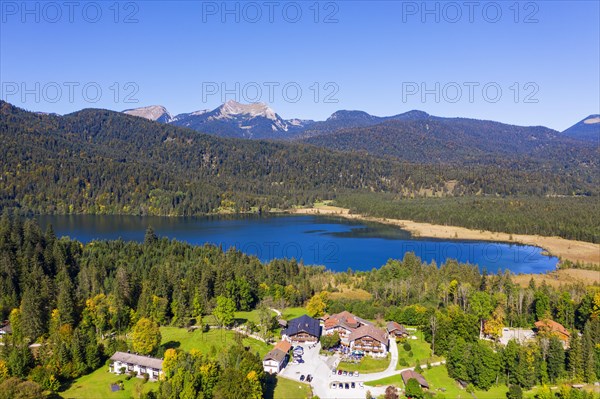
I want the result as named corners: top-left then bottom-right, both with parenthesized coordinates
top-left (324, 311), bottom-right (371, 330)
top-left (274, 340), bottom-right (292, 353)
top-left (535, 319), bottom-right (570, 338)
top-left (348, 324), bottom-right (388, 345)
top-left (110, 351), bottom-right (163, 370)
top-left (386, 321), bottom-right (408, 335)
top-left (282, 315), bottom-right (321, 338)
top-left (263, 348), bottom-right (288, 363)
top-left (401, 370), bottom-right (429, 389)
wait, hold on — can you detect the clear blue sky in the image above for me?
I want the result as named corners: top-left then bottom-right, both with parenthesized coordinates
top-left (1, 0), bottom-right (598, 130)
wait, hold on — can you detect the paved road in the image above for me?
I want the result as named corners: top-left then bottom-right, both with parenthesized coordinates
top-left (280, 339), bottom-right (446, 399)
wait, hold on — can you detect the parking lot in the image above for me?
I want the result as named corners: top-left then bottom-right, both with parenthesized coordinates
top-left (279, 341), bottom-right (391, 399)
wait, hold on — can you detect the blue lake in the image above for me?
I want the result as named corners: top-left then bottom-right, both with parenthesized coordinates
top-left (35, 214), bottom-right (558, 274)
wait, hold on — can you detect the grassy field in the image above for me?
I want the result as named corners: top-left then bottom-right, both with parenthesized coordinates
top-left (421, 366), bottom-right (509, 399)
top-left (364, 373), bottom-right (404, 387)
top-left (396, 329), bottom-right (443, 369)
top-left (280, 307), bottom-right (307, 320)
top-left (338, 354), bottom-right (391, 373)
top-left (61, 365), bottom-right (158, 399)
top-left (160, 327), bottom-right (272, 357)
top-left (366, 366), bottom-right (510, 399)
top-left (265, 375), bottom-right (312, 399)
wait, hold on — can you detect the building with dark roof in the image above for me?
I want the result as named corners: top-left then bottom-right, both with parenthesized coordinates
top-left (386, 321), bottom-right (409, 339)
top-left (281, 315), bottom-right (321, 343)
top-left (401, 370), bottom-right (429, 389)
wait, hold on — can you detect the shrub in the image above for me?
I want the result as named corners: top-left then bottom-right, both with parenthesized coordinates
top-left (408, 351), bottom-right (414, 358)
top-left (506, 385), bottom-right (523, 399)
top-left (142, 373), bottom-right (149, 382)
top-left (119, 367), bottom-right (126, 375)
top-left (398, 358), bottom-right (409, 367)
top-left (403, 342), bottom-right (412, 352)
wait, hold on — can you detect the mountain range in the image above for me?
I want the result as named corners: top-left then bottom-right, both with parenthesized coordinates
top-left (125, 100), bottom-right (314, 139)
top-left (1, 100), bottom-right (598, 219)
top-left (123, 102), bottom-right (599, 146)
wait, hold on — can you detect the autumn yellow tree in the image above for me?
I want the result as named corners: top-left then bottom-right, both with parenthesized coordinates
top-left (131, 318), bottom-right (161, 355)
top-left (306, 291), bottom-right (329, 318)
top-left (483, 305), bottom-right (505, 339)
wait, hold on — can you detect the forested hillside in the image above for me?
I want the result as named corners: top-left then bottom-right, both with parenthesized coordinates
top-left (0, 214), bottom-right (598, 397)
top-left (302, 118), bottom-right (599, 169)
top-left (334, 194), bottom-right (600, 243)
top-left (1, 101), bottom-right (597, 218)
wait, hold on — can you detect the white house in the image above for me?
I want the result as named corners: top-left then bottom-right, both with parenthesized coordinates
top-left (109, 351), bottom-right (163, 380)
top-left (262, 340), bottom-right (291, 374)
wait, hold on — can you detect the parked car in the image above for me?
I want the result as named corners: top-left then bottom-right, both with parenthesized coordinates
top-left (354, 371), bottom-right (359, 377)
top-left (337, 370), bottom-right (342, 375)
top-left (351, 382), bottom-right (356, 388)
top-left (306, 375), bottom-right (312, 382)
top-left (299, 375), bottom-right (305, 381)
top-left (342, 371), bottom-right (348, 376)
top-left (331, 383), bottom-right (337, 389)
top-left (345, 383), bottom-right (350, 389)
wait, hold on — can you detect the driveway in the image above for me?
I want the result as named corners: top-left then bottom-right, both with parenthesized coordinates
top-left (279, 339), bottom-right (446, 399)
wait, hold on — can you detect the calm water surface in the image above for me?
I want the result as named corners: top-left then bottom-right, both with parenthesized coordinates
top-left (35, 214), bottom-right (558, 273)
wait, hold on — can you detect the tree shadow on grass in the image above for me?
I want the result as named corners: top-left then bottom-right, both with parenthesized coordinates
top-left (263, 373), bottom-right (278, 399)
top-left (161, 340), bottom-right (181, 351)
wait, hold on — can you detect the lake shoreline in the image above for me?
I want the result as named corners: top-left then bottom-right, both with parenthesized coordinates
top-left (287, 205), bottom-right (600, 266)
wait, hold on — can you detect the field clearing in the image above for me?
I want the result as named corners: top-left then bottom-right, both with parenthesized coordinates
top-left (328, 287), bottom-right (372, 301)
top-left (61, 366), bottom-right (157, 399)
top-left (396, 330), bottom-right (443, 369)
top-left (160, 327), bottom-right (272, 357)
top-left (513, 268), bottom-right (600, 288)
top-left (280, 307), bottom-right (308, 320)
top-left (266, 375), bottom-right (312, 399)
top-left (421, 366), bottom-right (510, 399)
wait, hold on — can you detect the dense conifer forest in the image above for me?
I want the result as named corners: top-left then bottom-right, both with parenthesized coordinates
top-left (1, 101), bottom-right (599, 245)
top-left (0, 214), bottom-right (598, 397)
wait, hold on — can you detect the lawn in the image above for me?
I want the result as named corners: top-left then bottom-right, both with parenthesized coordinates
top-left (233, 308), bottom-right (281, 325)
top-left (396, 329), bottom-right (443, 369)
top-left (365, 373), bottom-right (404, 387)
top-left (366, 366), bottom-right (511, 398)
top-left (160, 327), bottom-right (272, 358)
top-left (421, 366), bottom-right (509, 399)
top-left (265, 375), bottom-right (312, 399)
top-left (338, 354), bottom-right (391, 373)
top-left (281, 307), bottom-right (307, 320)
top-left (61, 365), bottom-right (157, 399)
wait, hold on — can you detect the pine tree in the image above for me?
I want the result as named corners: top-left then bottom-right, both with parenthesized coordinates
top-left (515, 345), bottom-right (536, 389)
top-left (503, 339), bottom-right (520, 385)
top-left (582, 323), bottom-right (597, 383)
top-left (568, 333), bottom-right (583, 381)
top-left (547, 336), bottom-right (565, 382)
